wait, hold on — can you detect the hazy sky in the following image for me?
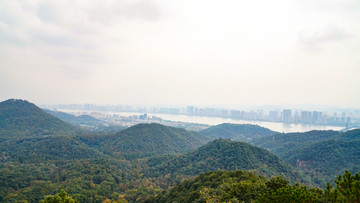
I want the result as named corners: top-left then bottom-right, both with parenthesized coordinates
top-left (1, 0), bottom-right (360, 108)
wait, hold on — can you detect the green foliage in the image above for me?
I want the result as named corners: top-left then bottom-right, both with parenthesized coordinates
top-left (201, 123), bottom-right (277, 142)
top-left (338, 129), bottom-right (360, 141)
top-left (145, 170), bottom-right (268, 203)
top-left (1, 135), bottom-right (105, 163)
top-left (284, 139), bottom-right (360, 185)
top-left (250, 130), bottom-right (339, 158)
top-left (334, 170), bottom-right (360, 202)
top-left (257, 183), bottom-right (323, 203)
top-left (41, 189), bottom-right (75, 203)
top-left (97, 123), bottom-right (209, 159)
top-left (144, 139), bottom-right (296, 182)
top-left (147, 170), bottom-right (360, 203)
top-left (251, 129), bottom-right (360, 187)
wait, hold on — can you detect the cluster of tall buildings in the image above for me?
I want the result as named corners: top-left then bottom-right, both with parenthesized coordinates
top-left (280, 109), bottom-right (351, 125)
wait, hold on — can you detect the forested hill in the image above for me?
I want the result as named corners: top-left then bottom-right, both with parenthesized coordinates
top-left (145, 139), bottom-right (297, 181)
top-left (250, 129), bottom-right (360, 187)
top-left (44, 109), bottom-right (100, 125)
top-left (200, 123), bottom-right (277, 142)
top-left (283, 139), bottom-right (360, 185)
top-left (0, 99), bottom-right (83, 137)
top-left (337, 128), bottom-right (360, 141)
top-left (92, 123), bottom-right (210, 159)
top-left (0, 135), bottom-right (105, 163)
top-left (250, 130), bottom-right (339, 158)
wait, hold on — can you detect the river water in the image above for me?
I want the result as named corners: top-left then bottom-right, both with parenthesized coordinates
top-left (59, 109), bottom-right (344, 133)
top-left (127, 112), bottom-right (343, 133)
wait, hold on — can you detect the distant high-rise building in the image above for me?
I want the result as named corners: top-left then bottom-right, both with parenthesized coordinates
top-left (312, 111), bottom-right (319, 123)
top-left (347, 117), bottom-right (352, 124)
top-left (269, 111), bottom-right (279, 121)
top-left (282, 109), bottom-right (292, 122)
top-left (186, 106), bottom-right (195, 115)
top-left (318, 112), bottom-right (323, 123)
top-left (301, 111), bottom-right (311, 123)
top-left (230, 110), bottom-right (241, 119)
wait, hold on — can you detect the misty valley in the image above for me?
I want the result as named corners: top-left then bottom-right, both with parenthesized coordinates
top-left (0, 99), bottom-right (359, 202)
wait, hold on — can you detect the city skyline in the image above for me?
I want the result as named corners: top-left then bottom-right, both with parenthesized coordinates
top-left (42, 102), bottom-right (359, 126)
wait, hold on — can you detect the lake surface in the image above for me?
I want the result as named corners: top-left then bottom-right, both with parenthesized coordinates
top-left (59, 109), bottom-right (344, 133)
top-left (133, 112), bottom-right (344, 133)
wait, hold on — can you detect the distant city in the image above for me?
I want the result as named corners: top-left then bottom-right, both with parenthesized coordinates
top-left (42, 104), bottom-right (360, 128)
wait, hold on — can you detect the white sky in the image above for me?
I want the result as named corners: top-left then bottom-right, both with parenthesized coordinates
top-left (0, 0), bottom-right (359, 108)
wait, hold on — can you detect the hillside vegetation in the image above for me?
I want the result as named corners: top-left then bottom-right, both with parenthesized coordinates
top-left (144, 139), bottom-right (297, 181)
top-left (146, 170), bottom-right (360, 203)
top-left (94, 123), bottom-right (210, 159)
top-left (200, 123), bottom-right (277, 142)
top-left (251, 129), bottom-right (360, 186)
top-left (1, 99), bottom-right (360, 202)
top-left (0, 99), bottom-right (84, 138)
top-left (250, 130), bottom-right (340, 158)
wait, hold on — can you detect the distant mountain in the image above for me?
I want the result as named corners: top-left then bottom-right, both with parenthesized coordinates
top-left (44, 109), bottom-right (126, 133)
top-left (145, 139), bottom-right (295, 180)
top-left (250, 130), bottom-right (339, 159)
top-left (44, 109), bottom-right (101, 125)
top-left (0, 99), bottom-right (83, 137)
top-left (93, 123), bottom-right (210, 159)
top-left (200, 123), bottom-right (277, 142)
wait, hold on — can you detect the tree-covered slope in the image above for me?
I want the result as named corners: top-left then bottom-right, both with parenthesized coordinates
top-left (200, 123), bottom-right (277, 142)
top-left (44, 109), bottom-right (101, 125)
top-left (145, 170), bottom-right (269, 203)
top-left (284, 139), bottom-right (360, 183)
top-left (96, 123), bottom-right (210, 159)
top-left (145, 139), bottom-right (296, 181)
top-left (0, 99), bottom-right (83, 137)
top-left (0, 159), bottom-right (135, 202)
top-left (0, 135), bottom-right (105, 163)
top-left (250, 129), bottom-right (360, 186)
top-left (337, 128), bottom-right (360, 141)
top-left (146, 170), bottom-right (360, 203)
top-left (250, 130), bottom-right (339, 158)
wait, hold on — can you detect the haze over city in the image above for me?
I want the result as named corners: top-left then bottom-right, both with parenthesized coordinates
top-left (1, 0), bottom-right (360, 108)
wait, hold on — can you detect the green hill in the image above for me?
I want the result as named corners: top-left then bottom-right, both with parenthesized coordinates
top-left (251, 129), bottom-right (360, 186)
top-left (0, 99), bottom-right (83, 138)
top-left (0, 135), bottom-right (105, 163)
top-left (145, 139), bottom-right (296, 181)
top-left (200, 123), bottom-right (277, 142)
top-left (250, 130), bottom-right (339, 159)
top-left (44, 109), bottom-right (100, 124)
top-left (337, 129), bottom-right (360, 141)
top-left (94, 123), bottom-right (210, 159)
top-left (284, 139), bottom-right (360, 185)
